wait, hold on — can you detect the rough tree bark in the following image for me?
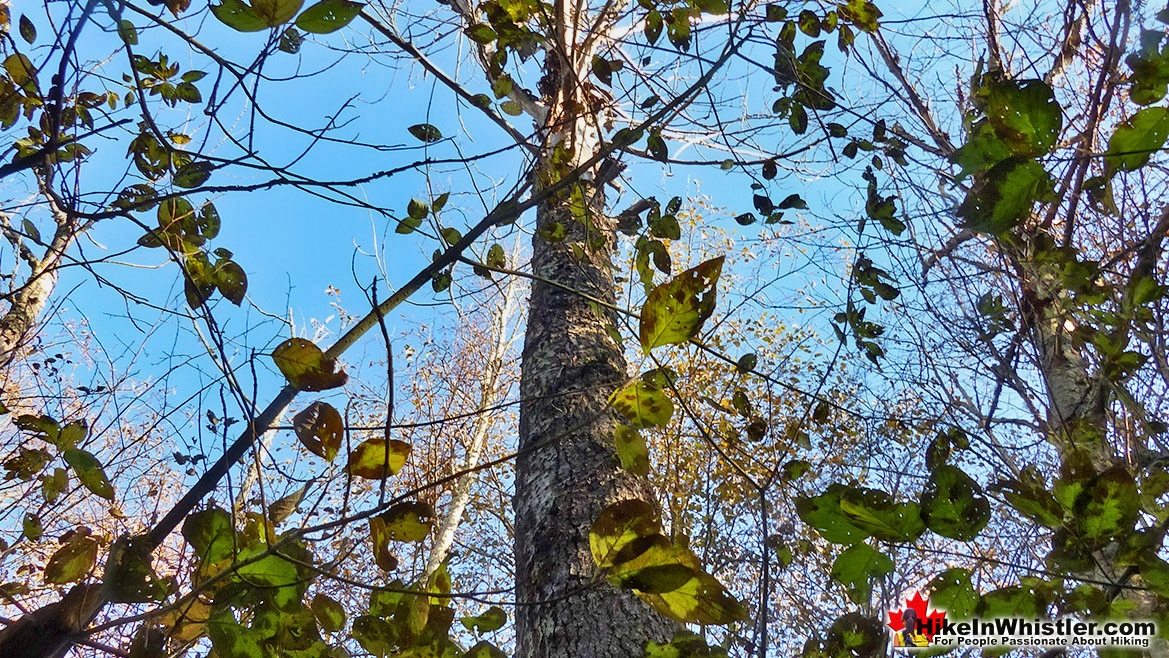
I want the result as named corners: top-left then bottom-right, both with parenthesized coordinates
top-left (514, 174), bottom-right (677, 656)
top-left (512, 21), bottom-right (678, 650)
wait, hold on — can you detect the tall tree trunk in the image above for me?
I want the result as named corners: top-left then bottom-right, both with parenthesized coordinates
top-left (514, 174), bottom-right (676, 656)
top-left (513, 57), bottom-right (677, 650)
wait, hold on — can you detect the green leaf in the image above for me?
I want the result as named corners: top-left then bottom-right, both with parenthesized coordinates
top-left (952, 120), bottom-right (1013, 178)
top-left (215, 259), bottom-right (247, 305)
top-left (23, 513), bottom-right (42, 541)
top-left (352, 615), bottom-right (397, 655)
top-left (14, 414), bottom-right (60, 446)
top-left (347, 438), bottom-right (411, 479)
top-left (1073, 466), bottom-right (1139, 544)
top-left (486, 243), bottom-right (506, 270)
top-left (271, 337), bottom-right (348, 391)
top-left (464, 23), bottom-right (498, 43)
top-left (926, 568), bottom-right (978, 619)
top-left (63, 448), bottom-right (115, 500)
top-left (646, 632), bottom-right (728, 658)
top-left (460, 606), bottom-right (507, 633)
top-left (644, 10), bottom-right (663, 44)
top-left (406, 198), bottom-right (429, 220)
top-left (311, 593), bottom-right (347, 633)
top-left (610, 381), bottom-right (674, 428)
top-left (920, 465), bottom-right (990, 541)
top-left (989, 467), bottom-right (1063, 527)
top-left (374, 501), bottom-right (434, 542)
top-left (978, 584), bottom-right (1045, 619)
top-left (839, 487), bottom-right (925, 543)
top-left (173, 161), bottom-right (212, 188)
top-left (795, 485), bottom-right (871, 545)
top-left (465, 640), bottom-right (508, 658)
top-left (295, 0), bottom-right (363, 34)
top-left (589, 499), bottom-right (661, 568)
top-left (251, 0), bottom-right (304, 26)
top-left (736, 353), bottom-right (757, 373)
top-left (956, 157), bottom-right (1052, 234)
top-left (839, 0), bottom-right (881, 32)
top-left (183, 507), bottom-right (234, 563)
top-left (667, 8), bottom-right (692, 50)
top-left (694, 0), bottom-right (727, 14)
top-left (41, 468), bottom-right (68, 503)
top-left (639, 256), bottom-right (724, 351)
top-left (211, 0), bottom-right (269, 31)
top-left (777, 193), bottom-right (807, 210)
top-left (830, 543), bottom-right (893, 604)
top-left (637, 570), bottom-right (748, 625)
top-left (984, 78), bottom-right (1062, 157)
top-left (608, 537), bottom-right (698, 593)
top-left (293, 401), bottom-right (343, 461)
top-left (108, 535), bottom-right (168, 603)
top-left (614, 424), bottom-right (651, 475)
top-left (1106, 107), bottom-right (1169, 173)
top-left (647, 131), bottom-right (668, 161)
top-left (440, 227), bottom-right (462, 245)
top-left (408, 123), bottom-right (443, 143)
top-left (45, 532), bottom-right (99, 584)
top-left (18, 15), bottom-right (36, 44)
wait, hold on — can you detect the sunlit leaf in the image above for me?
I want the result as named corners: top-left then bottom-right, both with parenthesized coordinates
top-left (614, 424), bottom-right (650, 475)
top-left (610, 381), bottom-right (674, 429)
top-left (251, 0), bottom-right (304, 26)
top-left (639, 256), bottom-right (724, 351)
top-left (1106, 107), bottom-right (1169, 173)
top-left (295, 0), bottom-right (363, 34)
top-left (956, 157), bottom-right (1052, 234)
top-left (375, 501), bottom-right (434, 542)
top-left (211, 0), bottom-right (268, 31)
top-left (838, 486), bottom-right (925, 543)
top-left (460, 606), bottom-right (507, 633)
top-left (272, 338), bottom-right (348, 391)
top-left (795, 484), bottom-right (870, 544)
top-left (830, 543), bottom-right (893, 603)
top-left (920, 465), bottom-right (990, 541)
top-left (983, 77), bottom-right (1062, 157)
top-left (182, 506), bottom-right (234, 563)
top-left (45, 531), bottom-right (98, 584)
top-left (348, 438), bottom-right (410, 479)
top-left (926, 568), bottom-right (978, 619)
top-left (589, 499), bottom-right (661, 568)
top-left (63, 448), bottom-right (115, 500)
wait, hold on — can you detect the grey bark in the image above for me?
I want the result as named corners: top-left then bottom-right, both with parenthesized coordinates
top-left (514, 173), bottom-right (677, 656)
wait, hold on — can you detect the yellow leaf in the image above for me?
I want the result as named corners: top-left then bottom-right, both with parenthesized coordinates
top-left (374, 501), bottom-right (434, 542)
top-left (589, 500), bottom-right (661, 568)
top-left (637, 570), bottom-right (748, 625)
top-left (271, 338), bottom-right (348, 391)
top-left (614, 424), bottom-right (651, 474)
top-left (348, 438), bottom-right (411, 480)
top-left (45, 531), bottom-right (99, 584)
top-left (638, 255), bottom-right (724, 351)
top-left (610, 382), bottom-right (674, 428)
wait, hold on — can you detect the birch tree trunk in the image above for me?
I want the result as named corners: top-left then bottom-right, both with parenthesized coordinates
top-left (513, 14), bottom-right (677, 649)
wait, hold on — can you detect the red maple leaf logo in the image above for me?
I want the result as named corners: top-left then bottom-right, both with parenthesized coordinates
top-left (887, 591), bottom-right (947, 641)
